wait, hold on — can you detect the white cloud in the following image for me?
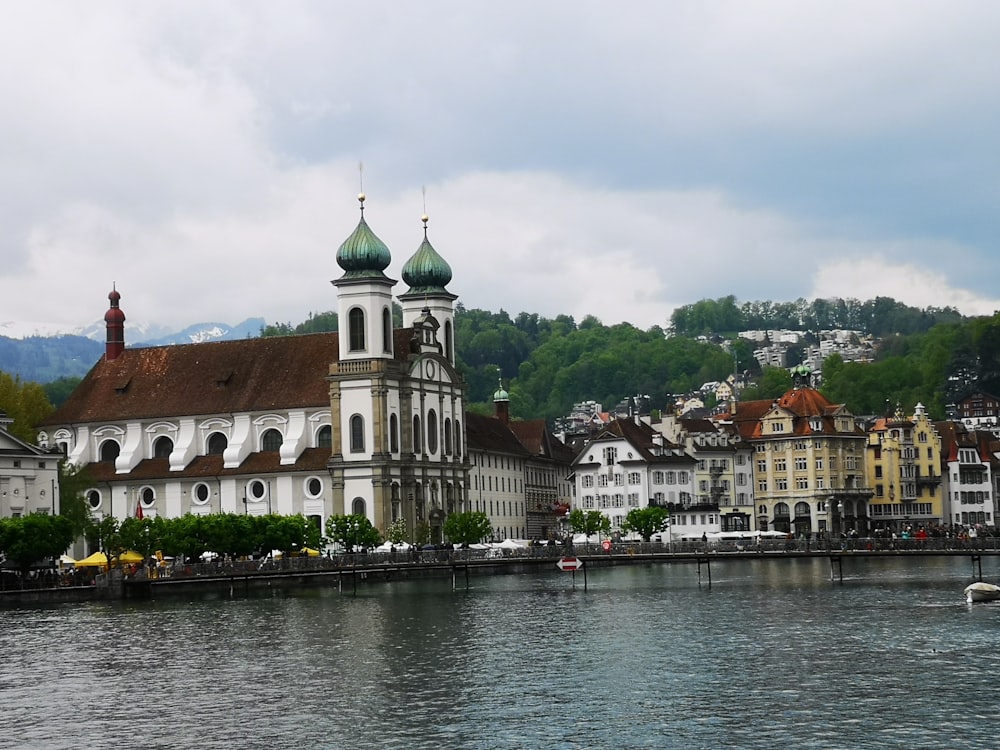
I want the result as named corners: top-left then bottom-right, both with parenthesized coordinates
top-left (811, 257), bottom-right (1000, 318)
top-left (1, 1), bottom-right (999, 339)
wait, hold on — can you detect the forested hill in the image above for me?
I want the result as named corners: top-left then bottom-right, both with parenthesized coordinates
top-left (668, 295), bottom-right (965, 337)
top-left (261, 297), bottom-right (1000, 424)
top-left (5, 296), bottom-right (999, 424)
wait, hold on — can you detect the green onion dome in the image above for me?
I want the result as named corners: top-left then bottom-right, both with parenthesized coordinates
top-left (401, 214), bottom-right (453, 294)
top-left (336, 193), bottom-right (392, 278)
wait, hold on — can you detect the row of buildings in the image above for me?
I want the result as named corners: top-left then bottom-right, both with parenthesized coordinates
top-left (571, 367), bottom-right (1000, 540)
top-left (3, 197), bottom-right (999, 550)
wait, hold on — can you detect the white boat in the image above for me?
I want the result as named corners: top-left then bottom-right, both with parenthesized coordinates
top-left (964, 581), bottom-right (1000, 603)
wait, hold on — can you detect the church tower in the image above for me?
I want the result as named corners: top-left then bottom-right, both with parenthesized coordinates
top-left (332, 193), bottom-right (396, 363)
top-left (328, 198), bottom-right (468, 543)
top-left (399, 214), bottom-right (458, 366)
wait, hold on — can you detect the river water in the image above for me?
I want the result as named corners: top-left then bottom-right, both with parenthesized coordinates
top-left (2, 555), bottom-right (999, 750)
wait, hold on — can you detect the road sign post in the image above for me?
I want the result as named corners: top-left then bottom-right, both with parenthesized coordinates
top-left (557, 556), bottom-right (586, 589)
top-left (556, 556), bottom-right (582, 572)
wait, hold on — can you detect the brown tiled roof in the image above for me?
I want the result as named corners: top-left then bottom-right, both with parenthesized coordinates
top-left (43, 333), bottom-right (345, 425)
top-left (82, 447), bottom-right (332, 483)
top-left (508, 419), bottom-right (577, 464)
top-left (933, 420), bottom-right (993, 465)
top-left (728, 398), bottom-right (774, 440)
top-left (730, 387), bottom-right (861, 440)
top-left (465, 413), bottom-right (531, 456)
top-left (580, 418), bottom-right (694, 465)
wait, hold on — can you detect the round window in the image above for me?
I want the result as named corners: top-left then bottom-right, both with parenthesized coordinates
top-left (250, 480), bottom-right (266, 499)
top-left (141, 487), bottom-right (155, 506)
top-left (307, 477), bottom-right (322, 497)
top-left (87, 489), bottom-right (101, 509)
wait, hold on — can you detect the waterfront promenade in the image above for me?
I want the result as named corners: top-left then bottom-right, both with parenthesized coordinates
top-left (3, 534), bottom-right (998, 603)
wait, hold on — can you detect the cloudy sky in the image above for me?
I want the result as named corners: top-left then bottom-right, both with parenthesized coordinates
top-left (3, 2), bottom-right (1000, 339)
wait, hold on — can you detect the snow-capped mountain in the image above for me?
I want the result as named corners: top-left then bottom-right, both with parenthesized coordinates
top-left (135, 318), bottom-right (266, 346)
top-left (1, 317), bottom-right (267, 383)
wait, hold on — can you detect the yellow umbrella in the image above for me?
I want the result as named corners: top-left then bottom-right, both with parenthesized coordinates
top-left (74, 551), bottom-right (109, 568)
top-left (115, 550), bottom-right (144, 565)
top-left (301, 547), bottom-right (321, 557)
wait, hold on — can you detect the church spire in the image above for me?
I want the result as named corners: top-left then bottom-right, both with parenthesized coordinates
top-left (104, 285), bottom-right (125, 361)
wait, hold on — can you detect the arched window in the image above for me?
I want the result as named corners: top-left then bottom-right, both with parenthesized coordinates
top-left (352, 497), bottom-right (366, 516)
top-left (349, 307), bottom-right (366, 351)
top-left (350, 415), bottom-right (365, 453)
top-left (382, 307), bottom-right (393, 353)
top-left (317, 425), bottom-right (332, 449)
top-left (444, 418), bottom-right (452, 456)
top-left (262, 429), bottom-right (283, 452)
top-left (100, 440), bottom-right (120, 463)
top-left (207, 432), bottom-right (228, 455)
top-left (444, 320), bottom-right (453, 362)
top-left (153, 436), bottom-right (173, 459)
top-left (454, 423), bottom-right (462, 458)
top-left (427, 409), bottom-right (438, 454)
top-left (391, 484), bottom-right (401, 522)
top-left (389, 414), bottom-right (399, 453)
top-left (413, 415), bottom-right (422, 453)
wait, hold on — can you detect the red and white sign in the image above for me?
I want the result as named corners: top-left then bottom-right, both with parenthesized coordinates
top-left (602, 539), bottom-right (612, 552)
top-left (556, 556), bottom-right (583, 572)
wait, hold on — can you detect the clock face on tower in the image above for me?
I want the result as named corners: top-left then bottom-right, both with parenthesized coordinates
top-left (424, 360), bottom-right (436, 379)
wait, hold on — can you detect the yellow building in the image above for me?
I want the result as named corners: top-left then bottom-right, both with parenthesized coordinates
top-left (865, 403), bottom-right (944, 532)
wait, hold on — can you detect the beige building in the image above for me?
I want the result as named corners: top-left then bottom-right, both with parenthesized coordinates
top-left (728, 367), bottom-right (871, 536)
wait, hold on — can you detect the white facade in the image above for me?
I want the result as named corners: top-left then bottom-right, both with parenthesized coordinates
top-left (1, 414), bottom-right (61, 518)
top-left (572, 422), bottom-right (700, 536)
top-left (943, 444), bottom-right (993, 527)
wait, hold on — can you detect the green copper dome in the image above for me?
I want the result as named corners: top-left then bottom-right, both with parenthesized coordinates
top-left (492, 377), bottom-right (509, 402)
top-left (336, 195), bottom-right (392, 278)
top-left (401, 217), bottom-right (453, 294)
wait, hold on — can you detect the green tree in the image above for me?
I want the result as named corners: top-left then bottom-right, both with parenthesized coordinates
top-left (0, 371), bottom-right (55, 443)
top-left (620, 506), bottom-right (671, 542)
top-left (443, 511), bottom-right (493, 545)
top-left (739, 367), bottom-right (792, 401)
top-left (567, 509), bottom-right (611, 540)
top-left (43, 376), bottom-right (82, 409)
top-left (58, 462), bottom-right (93, 539)
top-left (325, 514), bottom-right (381, 552)
top-left (413, 520), bottom-right (431, 546)
top-left (86, 515), bottom-right (123, 566)
top-left (0, 513), bottom-right (75, 579)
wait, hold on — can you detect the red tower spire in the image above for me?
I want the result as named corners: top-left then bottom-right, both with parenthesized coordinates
top-left (104, 286), bottom-right (125, 361)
